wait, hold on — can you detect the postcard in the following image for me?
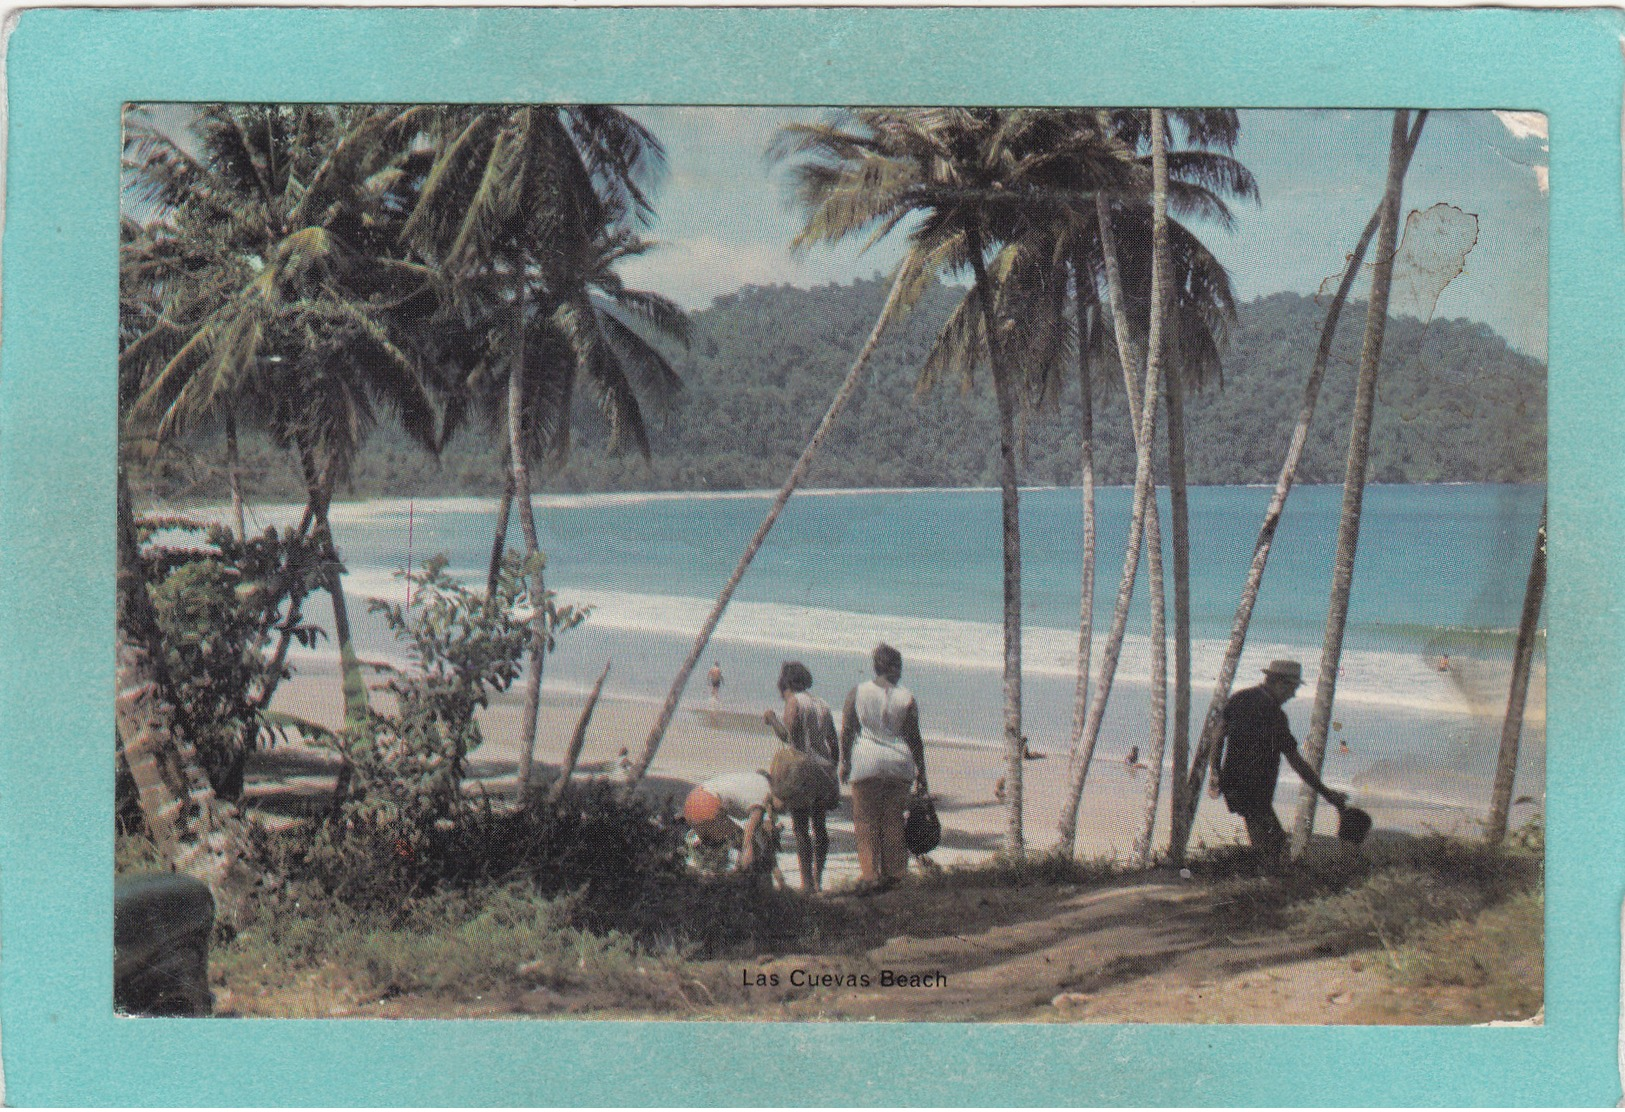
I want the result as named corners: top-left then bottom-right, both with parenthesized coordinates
top-left (2, 5), bottom-right (1620, 1106)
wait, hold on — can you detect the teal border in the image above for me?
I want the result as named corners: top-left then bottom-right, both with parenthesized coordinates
top-left (1, 6), bottom-right (1618, 1105)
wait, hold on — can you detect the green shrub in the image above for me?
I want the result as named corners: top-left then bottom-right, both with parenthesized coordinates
top-left (321, 553), bottom-right (586, 868)
top-left (137, 518), bottom-right (327, 799)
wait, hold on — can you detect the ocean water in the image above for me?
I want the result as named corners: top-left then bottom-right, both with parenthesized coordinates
top-left (245, 483), bottom-right (1547, 812)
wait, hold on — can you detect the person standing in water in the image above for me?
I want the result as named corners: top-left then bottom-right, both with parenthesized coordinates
top-left (764, 660), bottom-right (839, 893)
top-left (840, 643), bottom-right (928, 894)
top-left (707, 660), bottom-right (724, 705)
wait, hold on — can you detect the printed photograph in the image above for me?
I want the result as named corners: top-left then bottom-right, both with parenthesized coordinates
top-left (116, 104), bottom-right (1546, 1024)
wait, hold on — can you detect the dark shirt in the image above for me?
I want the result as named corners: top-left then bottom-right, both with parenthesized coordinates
top-left (1216, 685), bottom-right (1297, 812)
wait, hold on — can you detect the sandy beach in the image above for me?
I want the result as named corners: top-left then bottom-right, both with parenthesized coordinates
top-left (254, 653), bottom-right (1518, 884)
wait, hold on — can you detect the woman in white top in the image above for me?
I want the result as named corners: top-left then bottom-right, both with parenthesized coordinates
top-left (764, 660), bottom-right (839, 892)
top-left (840, 643), bottom-right (929, 892)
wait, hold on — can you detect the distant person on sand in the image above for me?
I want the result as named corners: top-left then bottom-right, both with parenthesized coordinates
top-left (1207, 659), bottom-right (1348, 864)
top-left (841, 643), bottom-right (929, 894)
top-left (707, 661), bottom-right (724, 705)
top-left (1125, 745), bottom-right (1143, 771)
top-left (764, 660), bottom-right (840, 893)
top-left (615, 747), bottom-right (634, 782)
top-left (682, 771), bottom-right (781, 886)
top-left (1437, 653), bottom-right (1451, 673)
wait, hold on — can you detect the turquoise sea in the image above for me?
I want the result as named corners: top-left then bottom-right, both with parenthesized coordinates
top-left (261, 482), bottom-right (1546, 813)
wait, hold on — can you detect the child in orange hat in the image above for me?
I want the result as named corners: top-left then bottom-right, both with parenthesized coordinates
top-left (682, 772), bottom-right (781, 884)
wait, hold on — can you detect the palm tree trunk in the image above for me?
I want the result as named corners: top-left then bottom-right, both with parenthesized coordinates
top-left (508, 291), bottom-right (549, 800)
top-left (1172, 204), bottom-right (1391, 861)
top-left (1487, 500), bottom-right (1546, 844)
top-left (1130, 110), bottom-right (1172, 868)
top-left (1067, 263), bottom-right (1098, 782)
top-left (1289, 110), bottom-right (1420, 857)
top-left (296, 448), bottom-right (369, 808)
top-left (966, 224), bottom-right (1026, 856)
top-left (117, 467), bottom-right (245, 922)
top-left (306, 469), bottom-right (368, 729)
top-left (487, 458), bottom-right (515, 598)
top-left (1164, 368), bottom-right (1192, 854)
top-left (225, 408), bottom-right (246, 542)
top-left (1055, 192), bottom-right (1156, 854)
top-left (546, 661), bottom-right (612, 805)
top-left (628, 260), bottom-right (917, 788)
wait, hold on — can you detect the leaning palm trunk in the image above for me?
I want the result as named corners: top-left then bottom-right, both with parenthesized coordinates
top-left (967, 225), bottom-right (1026, 855)
top-left (1066, 263), bottom-right (1098, 780)
top-left (627, 264), bottom-right (915, 787)
top-left (1163, 369), bottom-right (1192, 853)
top-left (1171, 199), bottom-right (1394, 861)
top-left (1130, 112), bottom-right (1173, 868)
top-left (508, 294), bottom-right (549, 799)
top-left (1055, 191), bottom-right (1157, 854)
top-left (315, 489), bottom-right (369, 808)
top-left (117, 469), bottom-right (246, 922)
top-left (1487, 500), bottom-right (1546, 844)
top-left (1289, 110), bottom-right (1418, 857)
top-left (546, 661), bottom-right (612, 806)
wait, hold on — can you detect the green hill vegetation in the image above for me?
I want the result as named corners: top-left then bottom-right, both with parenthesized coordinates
top-left (134, 280), bottom-right (1546, 505)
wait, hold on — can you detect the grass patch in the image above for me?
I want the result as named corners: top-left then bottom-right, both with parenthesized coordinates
top-left (116, 832), bottom-right (167, 874)
top-left (1191, 833), bottom-right (1541, 956)
top-left (913, 848), bottom-right (1124, 890)
top-left (1388, 885), bottom-right (1544, 1020)
top-left (216, 880), bottom-right (758, 1015)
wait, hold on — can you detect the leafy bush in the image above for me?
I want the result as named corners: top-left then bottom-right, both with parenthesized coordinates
top-left (322, 552), bottom-right (585, 863)
top-left (137, 517), bottom-right (326, 798)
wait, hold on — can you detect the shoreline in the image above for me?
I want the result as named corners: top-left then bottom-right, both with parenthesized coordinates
top-left (140, 479), bottom-right (1551, 516)
top-left (261, 659), bottom-right (1538, 878)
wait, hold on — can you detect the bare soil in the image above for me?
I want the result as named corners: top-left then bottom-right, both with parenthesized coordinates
top-left (218, 871), bottom-right (1537, 1025)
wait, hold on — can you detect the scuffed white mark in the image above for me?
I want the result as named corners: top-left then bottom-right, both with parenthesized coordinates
top-left (1494, 110), bottom-right (1549, 143)
top-left (1491, 110), bottom-right (1550, 196)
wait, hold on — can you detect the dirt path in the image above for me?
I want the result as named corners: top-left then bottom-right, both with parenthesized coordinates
top-left (694, 876), bottom-right (1489, 1025)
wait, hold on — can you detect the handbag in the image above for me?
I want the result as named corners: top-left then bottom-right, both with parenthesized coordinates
top-left (904, 790), bottom-right (941, 857)
top-left (769, 745), bottom-right (838, 811)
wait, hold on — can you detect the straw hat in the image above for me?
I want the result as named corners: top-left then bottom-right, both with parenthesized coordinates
top-left (1262, 660), bottom-right (1304, 683)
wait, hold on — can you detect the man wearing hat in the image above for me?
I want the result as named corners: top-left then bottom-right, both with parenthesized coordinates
top-left (1207, 660), bottom-right (1348, 861)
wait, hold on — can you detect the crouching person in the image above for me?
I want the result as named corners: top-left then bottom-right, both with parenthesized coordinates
top-left (682, 771), bottom-right (783, 887)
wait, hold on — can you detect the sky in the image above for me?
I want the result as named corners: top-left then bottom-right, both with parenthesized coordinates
top-left (613, 107), bottom-right (1550, 357)
top-left (131, 104), bottom-right (1549, 357)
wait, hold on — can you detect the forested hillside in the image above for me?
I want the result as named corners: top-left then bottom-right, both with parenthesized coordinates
top-left (136, 279), bottom-right (1546, 504)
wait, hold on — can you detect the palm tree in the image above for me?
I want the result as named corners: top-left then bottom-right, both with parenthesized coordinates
top-left (403, 104), bottom-right (672, 796)
top-left (1169, 114), bottom-right (1432, 860)
top-left (1487, 499), bottom-right (1546, 844)
top-left (122, 104), bottom-right (442, 747)
top-left (1054, 114), bottom-right (1253, 856)
top-left (1288, 110), bottom-right (1427, 856)
top-left (115, 467), bottom-right (250, 923)
top-left (629, 110), bottom-right (1123, 852)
